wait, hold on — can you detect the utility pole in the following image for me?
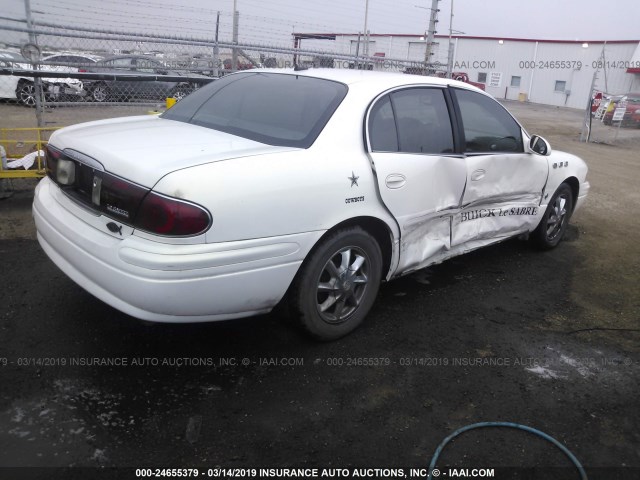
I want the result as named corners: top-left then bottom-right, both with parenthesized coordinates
top-left (424, 0), bottom-right (440, 71)
top-left (232, 0), bottom-right (239, 72)
top-left (213, 11), bottom-right (220, 77)
top-left (362, 0), bottom-right (369, 61)
top-left (602, 41), bottom-right (608, 92)
top-left (446, 0), bottom-right (454, 77)
top-left (24, 0), bottom-right (44, 127)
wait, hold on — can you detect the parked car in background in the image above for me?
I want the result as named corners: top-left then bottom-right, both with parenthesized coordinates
top-left (624, 93), bottom-right (640, 127)
top-left (42, 53), bottom-right (102, 73)
top-left (602, 93), bottom-right (640, 126)
top-left (0, 50), bottom-right (85, 106)
top-left (189, 57), bottom-right (218, 76)
top-left (83, 55), bottom-right (209, 102)
top-left (402, 69), bottom-right (486, 90)
top-left (34, 69), bottom-right (589, 340)
top-left (41, 53), bottom-right (101, 101)
top-left (222, 58), bottom-right (256, 73)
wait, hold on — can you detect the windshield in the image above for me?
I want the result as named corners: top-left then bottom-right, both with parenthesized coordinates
top-left (161, 72), bottom-right (348, 148)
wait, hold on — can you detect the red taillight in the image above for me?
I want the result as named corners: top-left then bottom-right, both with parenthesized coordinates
top-left (134, 192), bottom-right (211, 237)
top-left (78, 68), bottom-right (87, 72)
top-left (43, 144), bottom-right (210, 237)
top-left (99, 175), bottom-right (148, 220)
top-left (45, 144), bottom-right (62, 159)
top-left (44, 144), bottom-right (62, 178)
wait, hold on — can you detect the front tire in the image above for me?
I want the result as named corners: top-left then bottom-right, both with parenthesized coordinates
top-left (290, 227), bottom-right (382, 340)
top-left (531, 183), bottom-right (574, 249)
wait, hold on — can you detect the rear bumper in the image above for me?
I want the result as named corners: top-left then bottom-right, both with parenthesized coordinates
top-left (33, 177), bottom-right (322, 322)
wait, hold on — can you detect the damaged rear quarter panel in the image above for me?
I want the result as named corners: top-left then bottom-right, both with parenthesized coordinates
top-left (150, 149), bottom-right (397, 244)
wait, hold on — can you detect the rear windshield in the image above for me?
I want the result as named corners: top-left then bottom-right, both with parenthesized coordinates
top-left (161, 72), bottom-right (348, 148)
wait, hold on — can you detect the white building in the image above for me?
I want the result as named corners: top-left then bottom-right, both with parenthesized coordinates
top-left (294, 33), bottom-right (640, 110)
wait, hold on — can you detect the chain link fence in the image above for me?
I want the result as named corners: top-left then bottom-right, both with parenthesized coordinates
top-left (0, 20), bottom-right (445, 113)
top-left (583, 93), bottom-right (640, 146)
top-left (0, 17), bottom-right (447, 179)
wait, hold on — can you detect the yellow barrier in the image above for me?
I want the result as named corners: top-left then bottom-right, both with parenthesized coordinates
top-left (0, 127), bottom-right (61, 179)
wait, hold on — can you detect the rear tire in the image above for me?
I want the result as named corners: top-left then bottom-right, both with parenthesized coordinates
top-left (290, 227), bottom-right (382, 341)
top-left (16, 80), bottom-right (36, 107)
top-left (531, 183), bottom-right (573, 250)
top-left (91, 83), bottom-right (109, 102)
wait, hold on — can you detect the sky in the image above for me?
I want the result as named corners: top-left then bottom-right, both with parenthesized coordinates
top-left (1, 0), bottom-right (638, 49)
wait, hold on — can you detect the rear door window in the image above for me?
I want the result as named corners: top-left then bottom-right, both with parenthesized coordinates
top-left (368, 87), bottom-right (454, 154)
top-left (368, 95), bottom-right (398, 152)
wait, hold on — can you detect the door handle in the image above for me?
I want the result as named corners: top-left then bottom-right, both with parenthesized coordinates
top-left (385, 174), bottom-right (406, 189)
top-left (471, 169), bottom-right (486, 181)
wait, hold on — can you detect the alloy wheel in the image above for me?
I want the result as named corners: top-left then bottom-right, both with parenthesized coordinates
top-left (315, 246), bottom-right (370, 324)
top-left (546, 193), bottom-right (568, 241)
top-left (18, 83), bottom-right (36, 106)
top-left (92, 85), bottom-right (108, 102)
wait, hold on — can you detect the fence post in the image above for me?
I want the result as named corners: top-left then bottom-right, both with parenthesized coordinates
top-left (580, 44), bottom-right (605, 142)
top-left (0, 145), bottom-right (11, 199)
top-left (213, 11), bottom-right (220, 77)
top-left (232, 2), bottom-right (239, 72)
top-left (24, 0), bottom-right (45, 128)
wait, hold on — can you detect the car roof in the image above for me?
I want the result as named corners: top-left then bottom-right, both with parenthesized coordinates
top-left (0, 50), bottom-right (27, 62)
top-left (44, 53), bottom-right (102, 60)
top-left (233, 68), bottom-right (483, 93)
top-left (99, 55), bottom-right (163, 61)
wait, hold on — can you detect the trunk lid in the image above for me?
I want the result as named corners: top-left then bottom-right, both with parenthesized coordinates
top-left (49, 115), bottom-right (295, 187)
top-left (45, 115), bottom-right (295, 234)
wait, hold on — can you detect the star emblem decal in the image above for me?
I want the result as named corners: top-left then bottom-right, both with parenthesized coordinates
top-left (348, 171), bottom-right (359, 187)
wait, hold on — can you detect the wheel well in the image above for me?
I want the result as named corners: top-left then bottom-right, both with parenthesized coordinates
top-left (275, 216), bottom-right (395, 315)
top-left (315, 216), bottom-right (394, 279)
top-left (563, 176), bottom-right (579, 212)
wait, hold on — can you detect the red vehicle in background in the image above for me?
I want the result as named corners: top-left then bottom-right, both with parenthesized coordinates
top-left (602, 93), bottom-right (640, 127)
top-left (451, 72), bottom-right (486, 91)
top-left (222, 58), bottom-right (255, 73)
top-left (404, 69), bottom-right (486, 91)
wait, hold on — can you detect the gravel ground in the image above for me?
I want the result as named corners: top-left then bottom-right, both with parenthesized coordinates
top-left (0, 99), bottom-right (639, 479)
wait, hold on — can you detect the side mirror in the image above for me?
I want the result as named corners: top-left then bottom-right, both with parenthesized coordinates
top-left (529, 135), bottom-right (552, 156)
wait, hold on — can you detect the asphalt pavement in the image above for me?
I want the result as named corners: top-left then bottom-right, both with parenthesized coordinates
top-left (1, 100), bottom-right (640, 479)
top-left (1, 222), bottom-right (638, 478)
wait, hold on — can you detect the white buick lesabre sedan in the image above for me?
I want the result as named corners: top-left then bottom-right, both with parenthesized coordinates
top-left (33, 68), bottom-right (589, 340)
